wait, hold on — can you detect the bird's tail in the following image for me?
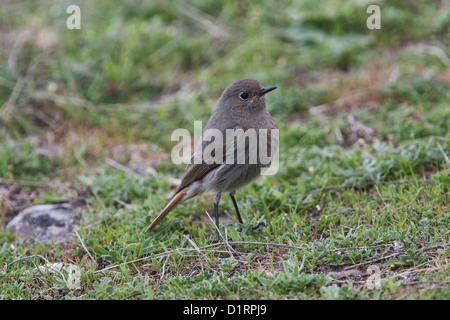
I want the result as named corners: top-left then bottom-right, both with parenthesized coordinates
top-left (145, 187), bottom-right (188, 232)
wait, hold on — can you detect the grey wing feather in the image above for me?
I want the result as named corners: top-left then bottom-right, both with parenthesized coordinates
top-left (175, 124), bottom-right (240, 193)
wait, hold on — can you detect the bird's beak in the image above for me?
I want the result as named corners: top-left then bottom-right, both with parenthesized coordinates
top-left (258, 86), bottom-right (277, 96)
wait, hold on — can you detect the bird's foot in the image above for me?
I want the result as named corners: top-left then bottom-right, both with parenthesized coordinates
top-left (214, 234), bottom-right (234, 243)
top-left (233, 221), bottom-right (266, 235)
top-left (251, 221), bottom-right (266, 231)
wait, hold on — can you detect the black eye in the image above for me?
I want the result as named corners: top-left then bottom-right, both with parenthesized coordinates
top-left (239, 92), bottom-right (249, 100)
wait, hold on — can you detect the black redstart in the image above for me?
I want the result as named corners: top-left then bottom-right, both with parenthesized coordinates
top-left (146, 79), bottom-right (278, 241)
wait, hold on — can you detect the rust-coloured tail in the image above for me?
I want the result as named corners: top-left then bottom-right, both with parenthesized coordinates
top-left (145, 188), bottom-right (188, 232)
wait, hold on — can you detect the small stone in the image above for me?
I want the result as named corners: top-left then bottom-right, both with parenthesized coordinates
top-left (6, 204), bottom-right (74, 244)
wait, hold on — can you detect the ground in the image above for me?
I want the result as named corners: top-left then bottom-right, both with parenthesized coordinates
top-left (0, 0), bottom-right (449, 300)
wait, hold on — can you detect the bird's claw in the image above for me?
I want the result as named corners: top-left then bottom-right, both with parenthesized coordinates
top-left (251, 221), bottom-right (266, 231)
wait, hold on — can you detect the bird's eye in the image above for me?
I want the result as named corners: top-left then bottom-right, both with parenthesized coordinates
top-left (239, 92), bottom-right (250, 100)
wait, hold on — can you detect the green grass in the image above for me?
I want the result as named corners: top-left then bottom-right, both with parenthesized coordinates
top-left (0, 0), bottom-right (449, 300)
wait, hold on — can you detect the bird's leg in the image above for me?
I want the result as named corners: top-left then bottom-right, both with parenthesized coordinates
top-left (213, 192), bottom-right (222, 242)
top-left (229, 192), bottom-right (243, 224)
top-left (213, 203), bottom-right (221, 242)
top-left (230, 192), bottom-right (266, 232)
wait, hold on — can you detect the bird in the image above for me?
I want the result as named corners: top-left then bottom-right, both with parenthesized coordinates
top-left (145, 78), bottom-right (278, 241)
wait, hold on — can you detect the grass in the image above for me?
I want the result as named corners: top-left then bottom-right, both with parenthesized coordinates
top-left (0, 0), bottom-right (449, 300)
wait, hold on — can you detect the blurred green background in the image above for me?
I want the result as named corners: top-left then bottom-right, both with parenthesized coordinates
top-left (1, 0), bottom-right (449, 175)
top-left (0, 0), bottom-right (448, 188)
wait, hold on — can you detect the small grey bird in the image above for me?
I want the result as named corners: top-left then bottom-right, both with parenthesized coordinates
top-left (146, 79), bottom-right (278, 241)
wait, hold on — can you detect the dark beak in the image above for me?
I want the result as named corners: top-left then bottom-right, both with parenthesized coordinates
top-left (258, 86), bottom-right (277, 96)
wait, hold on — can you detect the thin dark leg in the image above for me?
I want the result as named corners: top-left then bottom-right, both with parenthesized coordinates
top-left (214, 202), bottom-right (220, 242)
top-left (230, 193), bottom-right (243, 224)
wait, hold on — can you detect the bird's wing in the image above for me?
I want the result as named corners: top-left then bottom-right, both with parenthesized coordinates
top-left (175, 125), bottom-right (241, 193)
top-left (176, 162), bottom-right (219, 193)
